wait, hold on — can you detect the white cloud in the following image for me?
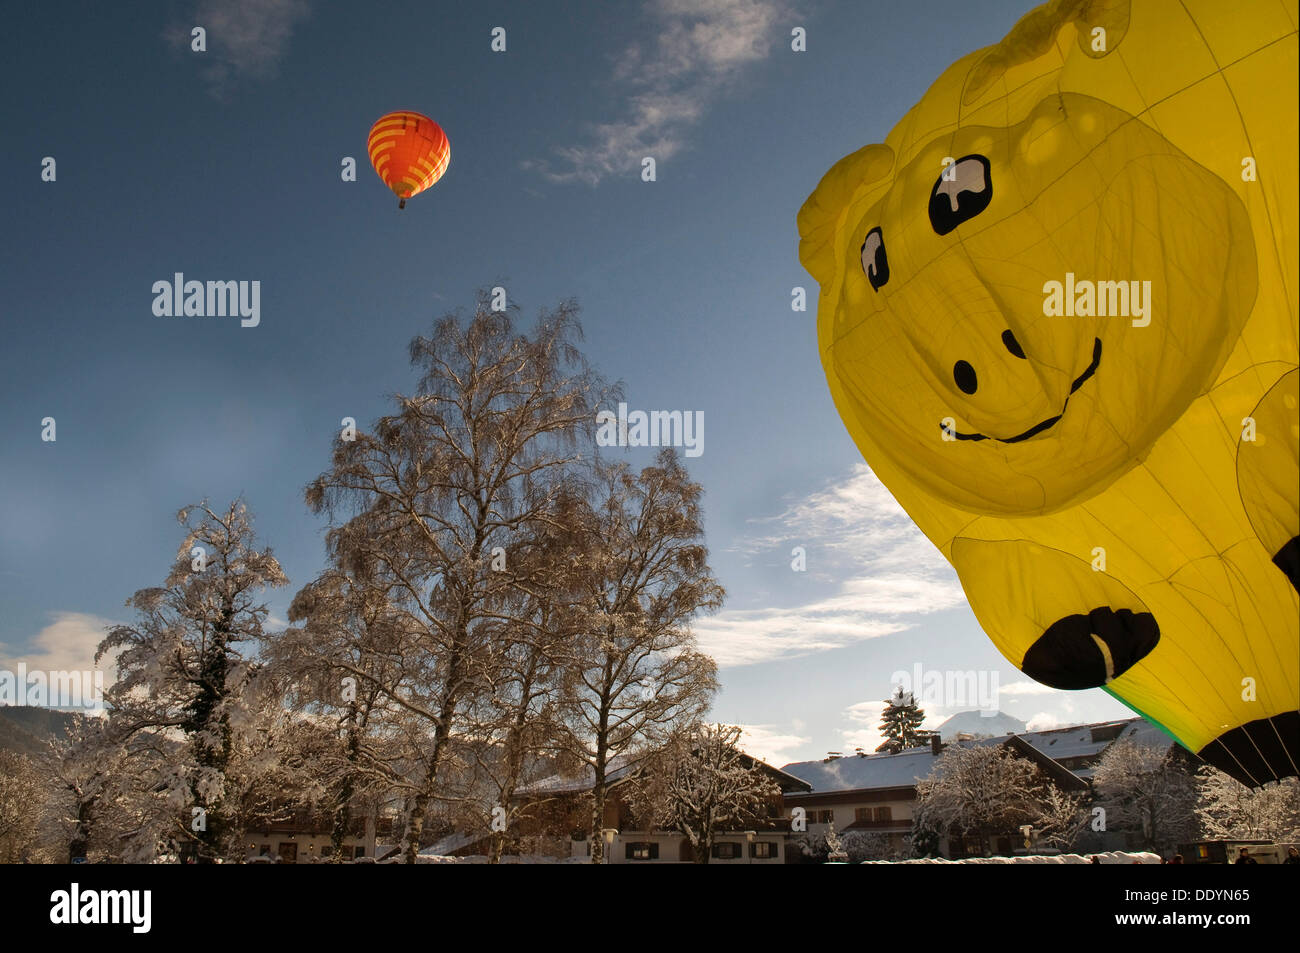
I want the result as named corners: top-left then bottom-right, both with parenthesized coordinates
top-left (528, 0), bottom-right (791, 184)
top-left (0, 612), bottom-right (118, 707)
top-left (1025, 711), bottom-right (1063, 731)
top-left (839, 699), bottom-right (887, 755)
top-left (694, 464), bottom-right (965, 667)
top-left (736, 723), bottom-right (808, 766)
top-left (172, 0), bottom-right (311, 96)
top-left (999, 679), bottom-right (1065, 697)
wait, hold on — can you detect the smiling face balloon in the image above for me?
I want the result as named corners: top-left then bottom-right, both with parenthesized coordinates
top-left (800, 0), bottom-right (1298, 785)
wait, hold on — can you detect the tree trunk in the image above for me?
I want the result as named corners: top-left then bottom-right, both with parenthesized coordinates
top-left (331, 706), bottom-right (360, 862)
top-left (589, 771), bottom-right (607, 864)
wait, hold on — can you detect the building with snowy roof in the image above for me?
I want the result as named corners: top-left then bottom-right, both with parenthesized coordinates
top-left (508, 751), bottom-right (812, 864)
top-left (780, 716), bottom-right (1177, 860)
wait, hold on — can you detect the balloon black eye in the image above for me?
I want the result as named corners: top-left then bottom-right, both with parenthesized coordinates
top-left (860, 226), bottom-right (889, 291)
top-left (929, 154), bottom-right (992, 236)
top-left (954, 360), bottom-right (977, 394)
top-left (1002, 330), bottom-right (1026, 359)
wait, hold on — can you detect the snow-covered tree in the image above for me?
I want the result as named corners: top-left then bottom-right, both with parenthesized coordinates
top-left (912, 743), bottom-right (1068, 856)
top-left (0, 750), bottom-right (45, 862)
top-left (1091, 740), bottom-right (1198, 853)
top-left (268, 567), bottom-right (417, 861)
top-left (876, 687), bottom-right (927, 752)
top-left (1034, 782), bottom-right (1089, 851)
top-left (628, 724), bottom-right (779, 864)
top-left (96, 499), bottom-right (288, 862)
top-left (840, 829), bottom-right (895, 862)
top-left (41, 717), bottom-right (131, 863)
top-left (557, 452), bottom-right (722, 863)
top-left (1196, 768), bottom-right (1300, 842)
top-left (304, 297), bottom-right (602, 864)
top-left (461, 509), bottom-right (585, 864)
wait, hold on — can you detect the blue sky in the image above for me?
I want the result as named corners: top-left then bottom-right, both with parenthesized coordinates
top-left (0, 0), bottom-right (1133, 765)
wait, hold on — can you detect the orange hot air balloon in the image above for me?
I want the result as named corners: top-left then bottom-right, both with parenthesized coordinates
top-left (367, 111), bottom-right (450, 209)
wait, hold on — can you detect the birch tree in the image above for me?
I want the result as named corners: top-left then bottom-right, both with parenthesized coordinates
top-left (462, 500), bottom-right (586, 863)
top-left (269, 568), bottom-right (415, 861)
top-left (304, 296), bottom-right (601, 864)
top-left (559, 450), bottom-right (722, 863)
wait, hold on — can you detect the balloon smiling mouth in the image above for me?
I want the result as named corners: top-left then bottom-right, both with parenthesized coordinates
top-left (944, 338), bottom-right (1102, 443)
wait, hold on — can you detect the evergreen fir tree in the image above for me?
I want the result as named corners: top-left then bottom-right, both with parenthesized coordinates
top-left (876, 686), bottom-right (927, 752)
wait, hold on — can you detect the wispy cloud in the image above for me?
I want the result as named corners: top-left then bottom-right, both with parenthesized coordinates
top-left (527, 0), bottom-right (792, 184)
top-left (694, 464), bottom-right (965, 667)
top-left (169, 0), bottom-right (310, 97)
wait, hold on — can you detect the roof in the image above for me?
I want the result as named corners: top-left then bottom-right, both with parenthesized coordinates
top-left (782, 718), bottom-right (1171, 793)
top-left (518, 748), bottom-right (812, 797)
top-left (782, 746), bottom-right (942, 793)
top-left (420, 831), bottom-right (488, 857)
top-left (1015, 718), bottom-right (1175, 777)
top-left (516, 754), bottom-right (645, 797)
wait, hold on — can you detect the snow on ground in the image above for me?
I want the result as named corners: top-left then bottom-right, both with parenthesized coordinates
top-left (408, 854), bottom-right (589, 864)
top-left (861, 851), bottom-right (1162, 864)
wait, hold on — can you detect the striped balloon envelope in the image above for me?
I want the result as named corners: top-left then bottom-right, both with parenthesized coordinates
top-left (366, 111), bottom-right (450, 209)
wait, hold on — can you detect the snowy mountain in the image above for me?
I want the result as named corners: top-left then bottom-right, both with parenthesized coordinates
top-left (936, 710), bottom-right (1028, 740)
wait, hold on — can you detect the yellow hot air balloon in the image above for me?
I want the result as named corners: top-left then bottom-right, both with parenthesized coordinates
top-left (799, 0), bottom-right (1298, 786)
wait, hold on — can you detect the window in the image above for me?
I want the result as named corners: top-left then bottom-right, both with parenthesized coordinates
top-left (750, 841), bottom-right (775, 859)
top-left (854, 806), bottom-right (893, 823)
top-left (354, 846), bottom-right (366, 859)
top-left (626, 842), bottom-right (658, 861)
top-left (818, 810), bottom-right (834, 824)
top-left (711, 842), bottom-right (741, 860)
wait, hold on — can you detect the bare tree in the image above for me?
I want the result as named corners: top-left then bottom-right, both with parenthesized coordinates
top-left (558, 450), bottom-right (723, 863)
top-left (304, 296), bottom-right (602, 864)
top-left (1091, 740), bottom-right (1198, 853)
top-left (628, 723), bottom-right (780, 864)
top-left (96, 499), bottom-right (288, 862)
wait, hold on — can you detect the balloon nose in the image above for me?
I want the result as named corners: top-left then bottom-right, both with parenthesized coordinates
top-left (953, 360), bottom-right (977, 394)
top-left (953, 330), bottom-right (1029, 394)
